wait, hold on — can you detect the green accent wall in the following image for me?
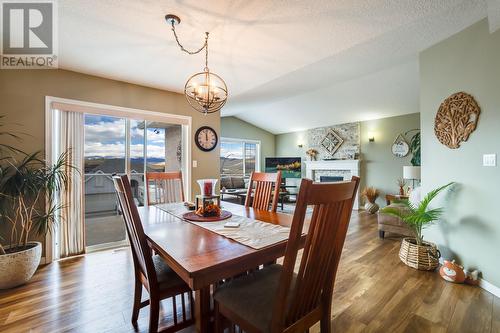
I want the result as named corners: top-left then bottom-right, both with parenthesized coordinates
top-left (420, 19), bottom-right (500, 287)
top-left (275, 113), bottom-right (420, 206)
top-left (221, 116), bottom-right (276, 171)
top-left (360, 113), bottom-right (420, 206)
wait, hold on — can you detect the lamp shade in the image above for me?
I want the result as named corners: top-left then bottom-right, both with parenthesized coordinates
top-left (403, 166), bottom-right (421, 180)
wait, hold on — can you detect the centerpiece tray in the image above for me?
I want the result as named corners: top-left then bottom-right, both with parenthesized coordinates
top-left (182, 210), bottom-right (232, 222)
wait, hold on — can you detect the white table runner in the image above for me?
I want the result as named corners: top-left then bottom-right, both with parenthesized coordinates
top-left (156, 203), bottom-right (291, 249)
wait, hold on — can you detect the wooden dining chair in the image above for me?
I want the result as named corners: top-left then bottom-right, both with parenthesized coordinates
top-left (244, 171), bottom-right (282, 213)
top-left (113, 175), bottom-right (194, 333)
top-left (145, 171), bottom-right (185, 205)
top-left (214, 176), bottom-right (360, 333)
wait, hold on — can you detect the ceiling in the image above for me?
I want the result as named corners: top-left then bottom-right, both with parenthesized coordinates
top-left (58, 1), bottom-right (497, 134)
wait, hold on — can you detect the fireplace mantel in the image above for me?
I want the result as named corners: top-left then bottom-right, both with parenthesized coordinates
top-left (304, 159), bottom-right (361, 209)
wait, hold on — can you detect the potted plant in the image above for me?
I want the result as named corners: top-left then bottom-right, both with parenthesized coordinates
top-left (380, 182), bottom-right (453, 270)
top-left (305, 148), bottom-right (318, 161)
top-left (0, 119), bottom-right (75, 289)
top-left (397, 178), bottom-right (407, 195)
top-left (361, 187), bottom-right (380, 214)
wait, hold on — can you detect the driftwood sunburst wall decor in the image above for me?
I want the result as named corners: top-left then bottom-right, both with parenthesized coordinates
top-left (434, 92), bottom-right (481, 149)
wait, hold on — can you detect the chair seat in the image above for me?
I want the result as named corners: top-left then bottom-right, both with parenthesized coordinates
top-left (152, 255), bottom-right (188, 291)
top-left (214, 264), bottom-right (296, 332)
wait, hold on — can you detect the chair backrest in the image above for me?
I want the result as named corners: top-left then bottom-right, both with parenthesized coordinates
top-left (244, 171), bottom-right (282, 212)
top-left (271, 176), bottom-right (360, 331)
top-left (145, 171), bottom-right (185, 205)
top-left (113, 175), bottom-right (158, 287)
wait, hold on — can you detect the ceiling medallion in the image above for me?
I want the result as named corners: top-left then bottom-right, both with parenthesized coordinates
top-left (165, 14), bottom-right (228, 115)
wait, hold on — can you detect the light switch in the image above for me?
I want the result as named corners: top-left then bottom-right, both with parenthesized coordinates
top-left (483, 154), bottom-right (496, 167)
top-left (192, 160), bottom-right (198, 168)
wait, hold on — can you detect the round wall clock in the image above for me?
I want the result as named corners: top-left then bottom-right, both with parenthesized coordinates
top-left (195, 126), bottom-right (218, 152)
top-left (392, 133), bottom-right (410, 157)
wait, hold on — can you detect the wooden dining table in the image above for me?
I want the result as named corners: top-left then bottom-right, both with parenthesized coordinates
top-left (138, 201), bottom-right (304, 333)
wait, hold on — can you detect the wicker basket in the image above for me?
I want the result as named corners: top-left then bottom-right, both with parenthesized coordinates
top-left (399, 238), bottom-right (441, 271)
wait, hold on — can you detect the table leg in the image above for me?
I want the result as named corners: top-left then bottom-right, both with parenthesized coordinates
top-left (194, 286), bottom-right (211, 333)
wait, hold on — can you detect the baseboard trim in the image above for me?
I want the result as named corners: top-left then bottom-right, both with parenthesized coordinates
top-left (479, 278), bottom-right (500, 297)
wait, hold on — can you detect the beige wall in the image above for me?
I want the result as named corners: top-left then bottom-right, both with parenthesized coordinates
top-left (0, 69), bottom-right (220, 253)
top-left (220, 116), bottom-right (276, 171)
top-left (420, 19), bottom-right (500, 287)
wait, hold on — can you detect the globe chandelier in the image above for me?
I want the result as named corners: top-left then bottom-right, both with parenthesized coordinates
top-left (165, 14), bottom-right (228, 115)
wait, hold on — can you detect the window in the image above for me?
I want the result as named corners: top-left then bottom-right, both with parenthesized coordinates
top-left (220, 138), bottom-right (260, 178)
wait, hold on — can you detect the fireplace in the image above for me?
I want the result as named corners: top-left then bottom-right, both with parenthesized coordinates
top-left (319, 176), bottom-right (344, 182)
top-left (304, 160), bottom-right (360, 209)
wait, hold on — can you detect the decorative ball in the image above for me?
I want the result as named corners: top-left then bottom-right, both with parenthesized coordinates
top-left (439, 260), bottom-right (466, 283)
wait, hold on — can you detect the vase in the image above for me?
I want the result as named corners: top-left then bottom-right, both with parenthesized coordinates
top-left (399, 186), bottom-right (405, 196)
top-left (0, 242), bottom-right (42, 289)
top-left (364, 202), bottom-right (379, 214)
top-left (197, 179), bottom-right (218, 196)
top-left (399, 238), bottom-right (440, 271)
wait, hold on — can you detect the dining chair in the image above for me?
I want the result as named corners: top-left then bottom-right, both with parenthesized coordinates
top-left (113, 175), bottom-right (194, 333)
top-left (244, 171), bottom-right (282, 213)
top-left (214, 176), bottom-right (360, 333)
top-left (145, 171), bottom-right (185, 205)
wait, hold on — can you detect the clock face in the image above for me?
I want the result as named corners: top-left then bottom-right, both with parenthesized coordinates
top-left (195, 126), bottom-right (218, 152)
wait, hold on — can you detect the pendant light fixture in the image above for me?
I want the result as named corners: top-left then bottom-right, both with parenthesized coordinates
top-left (165, 14), bottom-right (228, 115)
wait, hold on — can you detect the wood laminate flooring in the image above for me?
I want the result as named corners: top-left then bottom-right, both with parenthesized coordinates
top-left (0, 212), bottom-right (498, 332)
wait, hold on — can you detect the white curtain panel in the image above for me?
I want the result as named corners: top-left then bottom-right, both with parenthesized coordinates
top-left (56, 110), bottom-right (85, 258)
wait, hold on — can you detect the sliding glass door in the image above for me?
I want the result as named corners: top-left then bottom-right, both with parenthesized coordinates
top-left (84, 116), bottom-right (184, 250)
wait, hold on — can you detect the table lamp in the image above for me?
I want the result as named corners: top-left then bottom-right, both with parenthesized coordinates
top-left (403, 166), bottom-right (421, 188)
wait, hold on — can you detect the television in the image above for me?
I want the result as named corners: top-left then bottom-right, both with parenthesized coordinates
top-left (265, 157), bottom-right (302, 179)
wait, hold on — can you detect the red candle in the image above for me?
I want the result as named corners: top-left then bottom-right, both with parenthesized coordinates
top-left (204, 181), bottom-right (212, 196)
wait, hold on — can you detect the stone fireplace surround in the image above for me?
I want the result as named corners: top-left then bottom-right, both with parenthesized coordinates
top-left (304, 160), bottom-right (360, 210)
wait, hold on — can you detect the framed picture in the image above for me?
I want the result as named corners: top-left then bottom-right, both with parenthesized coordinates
top-left (320, 129), bottom-right (344, 156)
top-left (392, 133), bottom-right (410, 157)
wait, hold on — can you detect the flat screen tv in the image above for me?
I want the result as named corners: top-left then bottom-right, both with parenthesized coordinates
top-left (265, 157), bottom-right (302, 179)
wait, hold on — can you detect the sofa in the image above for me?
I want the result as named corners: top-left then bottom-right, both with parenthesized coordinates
top-left (220, 176), bottom-right (246, 190)
top-left (377, 187), bottom-right (421, 239)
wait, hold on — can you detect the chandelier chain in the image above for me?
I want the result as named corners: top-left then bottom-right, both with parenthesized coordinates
top-left (170, 21), bottom-right (209, 69)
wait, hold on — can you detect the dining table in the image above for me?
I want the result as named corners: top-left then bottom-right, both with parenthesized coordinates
top-left (138, 201), bottom-right (305, 333)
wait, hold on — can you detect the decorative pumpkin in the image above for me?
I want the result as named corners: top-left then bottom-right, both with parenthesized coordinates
top-left (439, 260), bottom-right (466, 284)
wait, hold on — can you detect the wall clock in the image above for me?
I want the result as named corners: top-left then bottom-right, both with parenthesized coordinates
top-left (392, 133), bottom-right (409, 157)
top-left (195, 126), bottom-right (218, 152)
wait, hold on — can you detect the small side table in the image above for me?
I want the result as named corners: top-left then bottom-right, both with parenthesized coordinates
top-left (385, 194), bottom-right (409, 205)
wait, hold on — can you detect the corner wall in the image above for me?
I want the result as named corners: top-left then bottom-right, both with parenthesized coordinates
top-left (420, 19), bottom-right (500, 287)
top-left (220, 116), bottom-right (276, 171)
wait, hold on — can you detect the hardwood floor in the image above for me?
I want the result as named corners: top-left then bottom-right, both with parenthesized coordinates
top-left (0, 212), bottom-right (498, 332)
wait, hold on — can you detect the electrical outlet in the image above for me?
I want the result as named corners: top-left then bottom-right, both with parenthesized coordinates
top-left (192, 160), bottom-right (198, 168)
top-left (483, 154), bottom-right (496, 167)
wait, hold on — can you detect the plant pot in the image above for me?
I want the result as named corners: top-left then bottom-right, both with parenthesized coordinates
top-left (0, 242), bottom-right (42, 289)
top-left (364, 202), bottom-right (379, 214)
top-left (399, 238), bottom-right (440, 271)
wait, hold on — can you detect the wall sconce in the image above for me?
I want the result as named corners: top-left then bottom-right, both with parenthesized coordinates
top-left (368, 131), bottom-right (375, 143)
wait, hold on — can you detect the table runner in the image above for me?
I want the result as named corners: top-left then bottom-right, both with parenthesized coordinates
top-left (156, 203), bottom-right (291, 249)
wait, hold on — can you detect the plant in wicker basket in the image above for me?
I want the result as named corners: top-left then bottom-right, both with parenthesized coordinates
top-left (380, 182), bottom-right (454, 270)
top-left (361, 187), bottom-right (380, 214)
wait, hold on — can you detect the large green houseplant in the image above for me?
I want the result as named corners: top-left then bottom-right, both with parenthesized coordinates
top-left (380, 182), bottom-right (453, 270)
top-left (0, 117), bottom-right (75, 288)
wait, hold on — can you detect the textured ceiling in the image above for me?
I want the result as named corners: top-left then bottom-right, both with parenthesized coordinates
top-left (57, 0), bottom-right (496, 133)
